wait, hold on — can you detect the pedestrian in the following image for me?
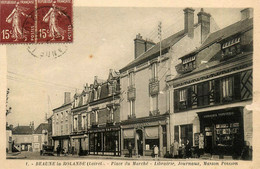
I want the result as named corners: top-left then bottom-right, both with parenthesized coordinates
top-left (128, 142), bottom-right (132, 158)
top-left (154, 145), bottom-right (159, 158)
top-left (173, 140), bottom-right (179, 158)
top-left (57, 144), bottom-right (60, 156)
top-left (186, 139), bottom-right (191, 158)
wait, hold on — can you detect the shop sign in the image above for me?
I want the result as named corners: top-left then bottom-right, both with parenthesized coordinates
top-left (88, 127), bottom-right (120, 133)
top-left (122, 121), bottom-right (163, 129)
top-left (202, 112), bottom-right (234, 118)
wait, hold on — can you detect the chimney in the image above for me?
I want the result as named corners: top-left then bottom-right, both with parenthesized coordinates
top-left (134, 33), bottom-right (146, 59)
top-left (31, 121), bottom-right (34, 130)
top-left (241, 8), bottom-right (253, 20)
top-left (197, 8), bottom-right (211, 43)
top-left (134, 34), bottom-right (156, 59)
top-left (184, 8), bottom-right (195, 38)
top-left (64, 92), bottom-right (71, 104)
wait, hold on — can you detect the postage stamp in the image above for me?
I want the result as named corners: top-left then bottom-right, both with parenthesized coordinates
top-left (0, 0), bottom-right (73, 44)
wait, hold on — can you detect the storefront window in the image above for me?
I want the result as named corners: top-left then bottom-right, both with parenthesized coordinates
top-left (124, 139), bottom-right (134, 149)
top-left (104, 131), bottom-right (118, 152)
top-left (174, 124), bottom-right (193, 146)
top-left (215, 123), bottom-right (239, 146)
top-left (145, 139), bottom-right (159, 150)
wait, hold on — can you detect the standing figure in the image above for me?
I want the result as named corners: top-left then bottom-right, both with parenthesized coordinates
top-left (56, 144), bottom-right (60, 156)
top-left (185, 139), bottom-right (191, 158)
top-left (154, 145), bottom-right (159, 158)
top-left (128, 142), bottom-right (132, 157)
top-left (42, 1), bottom-right (66, 40)
top-left (6, 2), bottom-right (29, 41)
top-left (173, 140), bottom-right (179, 158)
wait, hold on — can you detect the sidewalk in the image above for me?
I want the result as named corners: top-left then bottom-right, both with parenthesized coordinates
top-left (6, 152), bottom-right (27, 159)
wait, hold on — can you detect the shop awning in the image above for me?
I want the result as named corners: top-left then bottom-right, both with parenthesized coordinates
top-left (145, 127), bottom-right (159, 139)
top-left (123, 129), bottom-right (134, 139)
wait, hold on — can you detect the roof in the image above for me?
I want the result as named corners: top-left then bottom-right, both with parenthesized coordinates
top-left (179, 18), bottom-right (253, 60)
top-left (12, 126), bottom-right (34, 135)
top-left (174, 18), bottom-right (253, 79)
top-left (120, 27), bottom-right (190, 72)
top-left (52, 101), bottom-right (72, 111)
top-left (34, 123), bottom-right (50, 134)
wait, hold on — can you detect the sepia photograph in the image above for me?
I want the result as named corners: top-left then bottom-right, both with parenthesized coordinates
top-left (2, 0), bottom-right (257, 168)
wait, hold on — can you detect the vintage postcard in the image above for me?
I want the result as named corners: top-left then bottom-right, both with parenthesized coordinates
top-left (1, 0), bottom-right (259, 169)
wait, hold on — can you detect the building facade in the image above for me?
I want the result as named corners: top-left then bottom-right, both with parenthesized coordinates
top-left (52, 92), bottom-right (73, 153)
top-left (47, 115), bottom-right (53, 146)
top-left (87, 70), bottom-right (121, 156)
top-left (70, 85), bottom-right (90, 155)
top-left (119, 8), bottom-right (215, 157)
top-left (12, 122), bottom-right (34, 151)
top-left (167, 8), bottom-right (253, 158)
top-left (32, 123), bottom-right (49, 152)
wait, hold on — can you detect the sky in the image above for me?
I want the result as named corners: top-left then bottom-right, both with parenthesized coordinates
top-left (6, 7), bottom-right (244, 128)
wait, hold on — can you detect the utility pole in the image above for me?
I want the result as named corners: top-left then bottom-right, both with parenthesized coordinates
top-left (6, 88), bottom-right (12, 116)
top-left (158, 21), bottom-right (162, 57)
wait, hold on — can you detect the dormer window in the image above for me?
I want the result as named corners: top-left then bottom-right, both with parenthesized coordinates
top-left (74, 97), bottom-right (78, 107)
top-left (221, 37), bottom-right (241, 59)
top-left (182, 56), bottom-right (196, 73)
top-left (97, 86), bottom-right (101, 99)
top-left (94, 89), bottom-right (98, 100)
top-left (82, 95), bottom-right (86, 105)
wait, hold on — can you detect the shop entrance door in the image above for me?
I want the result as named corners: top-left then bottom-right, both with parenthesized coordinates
top-left (204, 126), bottom-right (213, 154)
top-left (136, 130), bottom-right (143, 156)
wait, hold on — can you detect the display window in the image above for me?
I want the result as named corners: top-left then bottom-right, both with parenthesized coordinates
top-left (215, 122), bottom-right (240, 146)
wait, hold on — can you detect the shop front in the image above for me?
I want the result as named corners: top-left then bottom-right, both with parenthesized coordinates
top-left (198, 107), bottom-right (244, 157)
top-left (70, 134), bottom-right (88, 155)
top-left (121, 115), bottom-right (169, 157)
top-left (88, 125), bottom-right (121, 156)
top-left (52, 135), bottom-right (71, 153)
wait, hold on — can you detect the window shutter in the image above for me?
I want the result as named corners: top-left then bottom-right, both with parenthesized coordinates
top-left (234, 74), bottom-right (241, 100)
top-left (214, 79), bottom-right (221, 103)
top-left (187, 87), bottom-right (192, 108)
top-left (174, 90), bottom-right (179, 111)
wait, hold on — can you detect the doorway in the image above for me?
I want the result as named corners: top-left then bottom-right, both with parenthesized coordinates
top-left (136, 129), bottom-right (143, 156)
top-left (204, 126), bottom-right (213, 154)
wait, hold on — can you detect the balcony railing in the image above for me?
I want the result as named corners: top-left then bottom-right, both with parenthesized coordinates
top-left (179, 65), bottom-right (196, 74)
top-left (91, 122), bottom-right (99, 128)
top-left (149, 77), bottom-right (159, 96)
top-left (128, 114), bottom-right (136, 119)
top-left (149, 109), bottom-right (160, 116)
top-left (127, 85), bottom-right (136, 101)
top-left (107, 119), bottom-right (115, 126)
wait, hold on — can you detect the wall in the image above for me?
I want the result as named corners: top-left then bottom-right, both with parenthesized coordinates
top-left (12, 134), bottom-right (33, 144)
top-left (135, 67), bottom-right (150, 118)
top-left (52, 105), bottom-right (72, 136)
top-left (120, 74), bottom-right (129, 121)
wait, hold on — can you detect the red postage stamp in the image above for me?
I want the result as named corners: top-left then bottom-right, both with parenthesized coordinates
top-left (0, 0), bottom-right (73, 44)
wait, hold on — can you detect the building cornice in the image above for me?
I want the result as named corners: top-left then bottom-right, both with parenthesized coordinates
top-left (169, 52), bottom-right (252, 88)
